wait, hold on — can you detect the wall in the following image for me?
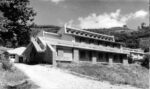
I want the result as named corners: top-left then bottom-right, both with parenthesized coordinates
top-left (61, 34), bottom-right (75, 42)
top-left (57, 47), bottom-right (73, 61)
top-left (44, 33), bottom-right (60, 39)
top-left (43, 45), bottom-right (53, 64)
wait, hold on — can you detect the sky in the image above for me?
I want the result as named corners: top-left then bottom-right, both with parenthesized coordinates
top-left (30, 0), bottom-right (149, 29)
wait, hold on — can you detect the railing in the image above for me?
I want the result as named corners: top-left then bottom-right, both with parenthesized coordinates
top-left (42, 37), bottom-right (128, 54)
top-left (122, 47), bottom-right (144, 54)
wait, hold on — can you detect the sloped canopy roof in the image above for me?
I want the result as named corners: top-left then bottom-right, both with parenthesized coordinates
top-left (65, 26), bottom-right (115, 42)
top-left (7, 47), bottom-right (26, 56)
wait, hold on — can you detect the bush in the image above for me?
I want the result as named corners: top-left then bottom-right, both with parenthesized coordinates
top-left (2, 60), bottom-right (13, 71)
top-left (6, 80), bottom-right (32, 89)
top-left (141, 55), bottom-right (149, 69)
top-left (128, 56), bottom-right (133, 64)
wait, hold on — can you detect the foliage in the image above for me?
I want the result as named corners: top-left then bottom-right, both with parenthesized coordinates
top-left (0, 0), bottom-right (36, 47)
top-left (141, 54), bottom-right (150, 69)
top-left (1, 52), bottom-right (13, 71)
top-left (2, 60), bottom-right (13, 71)
top-left (0, 63), bottom-right (38, 89)
top-left (6, 80), bottom-right (32, 89)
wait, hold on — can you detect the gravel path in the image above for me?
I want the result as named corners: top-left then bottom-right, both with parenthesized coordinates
top-left (15, 64), bottom-right (141, 89)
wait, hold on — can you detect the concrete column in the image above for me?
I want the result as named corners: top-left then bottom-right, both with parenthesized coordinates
top-left (52, 46), bottom-right (57, 66)
top-left (92, 52), bottom-right (97, 64)
top-left (109, 53), bottom-right (113, 65)
top-left (73, 49), bottom-right (79, 63)
top-left (52, 52), bottom-right (57, 66)
top-left (123, 55), bottom-right (128, 66)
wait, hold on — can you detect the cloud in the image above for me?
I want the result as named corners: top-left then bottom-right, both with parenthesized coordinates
top-left (134, 10), bottom-right (148, 18)
top-left (77, 9), bottom-right (148, 29)
top-left (39, 0), bottom-right (64, 4)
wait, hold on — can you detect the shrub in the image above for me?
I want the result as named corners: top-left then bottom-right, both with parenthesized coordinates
top-left (6, 80), bottom-right (32, 89)
top-left (141, 55), bottom-right (149, 69)
top-left (128, 55), bottom-right (133, 64)
top-left (2, 60), bottom-right (13, 71)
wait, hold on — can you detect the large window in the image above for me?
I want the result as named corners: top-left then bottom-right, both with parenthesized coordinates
top-left (80, 50), bottom-right (92, 61)
top-left (113, 54), bottom-right (121, 63)
top-left (80, 51), bottom-right (86, 60)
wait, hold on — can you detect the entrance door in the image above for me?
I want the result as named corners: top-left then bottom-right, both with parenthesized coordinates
top-left (19, 57), bottom-right (23, 63)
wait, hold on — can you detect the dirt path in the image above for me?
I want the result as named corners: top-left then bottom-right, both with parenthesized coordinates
top-left (15, 64), bottom-right (140, 89)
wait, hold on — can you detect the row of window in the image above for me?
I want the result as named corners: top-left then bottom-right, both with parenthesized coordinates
top-left (79, 50), bottom-right (123, 63)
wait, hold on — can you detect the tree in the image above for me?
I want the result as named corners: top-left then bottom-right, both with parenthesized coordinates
top-left (141, 22), bottom-right (146, 29)
top-left (0, 0), bottom-right (36, 47)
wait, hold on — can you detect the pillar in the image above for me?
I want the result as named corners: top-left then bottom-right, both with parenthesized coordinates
top-left (73, 49), bottom-right (79, 63)
top-left (52, 46), bottom-right (57, 66)
top-left (109, 53), bottom-right (113, 65)
top-left (92, 52), bottom-right (97, 64)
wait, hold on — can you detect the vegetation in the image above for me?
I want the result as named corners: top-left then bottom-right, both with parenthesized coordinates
top-left (58, 63), bottom-right (149, 89)
top-left (0, 63), bottom-right (38, 89)
top-left (1, 52), bottom-right (13, 71)
top-left (141, 54), bottom-right (150, 69)
top-left (30, 25), bottom-right (61, 37)
top-left (0, 0), bottom-right (36, 47)
top-left (85, 24), bottom-right (150, 51)
top-left (0, 51), bottom-right (38, 89)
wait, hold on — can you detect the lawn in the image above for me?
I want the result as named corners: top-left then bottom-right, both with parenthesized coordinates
top-left (58, 63), bottom-right (149, 89)
top-left (0, 63), bottom-right (38, 89)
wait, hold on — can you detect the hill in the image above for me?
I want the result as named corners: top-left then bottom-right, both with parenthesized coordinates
top-left (84, 27), bottom-right (134, 35)
top-left (31, 25), bottom-right (61, 37)
top-left (85, 26), bottom-right (150, 50)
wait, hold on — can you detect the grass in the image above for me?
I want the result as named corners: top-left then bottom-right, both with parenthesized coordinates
top-left (0, 63), bottom-right (39, 89)
top-left (58, 63), bottom-right (149, 89)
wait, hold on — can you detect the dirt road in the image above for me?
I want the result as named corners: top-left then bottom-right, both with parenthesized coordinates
top-left (15, 64), bottom-right (141, 89)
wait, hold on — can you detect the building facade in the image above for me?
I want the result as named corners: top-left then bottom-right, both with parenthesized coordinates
top-left (23, 26), bottom-right (129, 65)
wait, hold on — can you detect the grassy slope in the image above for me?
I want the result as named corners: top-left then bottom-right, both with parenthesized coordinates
top-left (0, 63), bottom-right (38, 89)
top-left (58, 63), bottom-right (149, 89)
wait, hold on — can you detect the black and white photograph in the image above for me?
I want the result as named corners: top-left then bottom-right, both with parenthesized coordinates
top-left (0, 0), bottom-right (149, 89)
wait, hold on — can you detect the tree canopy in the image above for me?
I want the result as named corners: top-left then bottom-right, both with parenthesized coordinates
top-left (0, 0), bottom-right (36, 47)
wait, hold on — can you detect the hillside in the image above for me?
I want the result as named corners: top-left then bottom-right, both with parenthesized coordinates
top-left (58, 63), bottom-right (149, 89)
top-left (31, 25), bottom-right (61, 37)
top-left (85, 27), bottom-right (150, 50)
top-left (84, 27), bottom-right (134, 35)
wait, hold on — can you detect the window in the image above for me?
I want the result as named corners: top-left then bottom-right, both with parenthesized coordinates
top-left (10, 54), bottom-right (15, 59)
top-left (80, 51), bottom-right (86, 59)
